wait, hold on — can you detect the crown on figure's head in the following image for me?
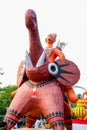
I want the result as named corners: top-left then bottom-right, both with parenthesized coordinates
top-left (56, 40), bottom-right (68, 50)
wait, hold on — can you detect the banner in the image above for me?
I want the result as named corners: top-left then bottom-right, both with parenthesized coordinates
top-left (72, 119), bottom-right (87, 130)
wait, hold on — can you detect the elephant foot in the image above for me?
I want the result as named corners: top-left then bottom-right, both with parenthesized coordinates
top-left (47, 115), bottom-right (64, 130)
top-left (0, 122), bottom-right (7, 130)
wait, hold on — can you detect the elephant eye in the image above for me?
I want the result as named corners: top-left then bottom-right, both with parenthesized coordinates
top-left (48, 62), bottom-right (59, 75)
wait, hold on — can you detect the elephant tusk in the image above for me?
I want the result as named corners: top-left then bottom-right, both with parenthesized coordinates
top-left (21, 64), bottom-right (25, 74)
top-left (36, 50), bottom-right (46, 67)
top-left (25, 50), bottom-right (33, 68)
top-left (48, 62), bottom-right (59, 75)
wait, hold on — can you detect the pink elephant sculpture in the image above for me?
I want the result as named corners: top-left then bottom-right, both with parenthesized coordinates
top-left (3, 9), bottom-right (80, 130)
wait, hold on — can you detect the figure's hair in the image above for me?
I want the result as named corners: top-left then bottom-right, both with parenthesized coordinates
top-left (45, 33), bottom-right (57, 43)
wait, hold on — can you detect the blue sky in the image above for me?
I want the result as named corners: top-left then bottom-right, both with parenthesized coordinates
top-left (0, 0), bottom-right (87, 94)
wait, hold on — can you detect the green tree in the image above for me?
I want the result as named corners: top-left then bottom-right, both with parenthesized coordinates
top-left (0, 85), bottom-right (17, 121)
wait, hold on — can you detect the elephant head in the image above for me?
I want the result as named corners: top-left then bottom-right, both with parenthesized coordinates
top-left (25, 9), bottom-right (80, 86)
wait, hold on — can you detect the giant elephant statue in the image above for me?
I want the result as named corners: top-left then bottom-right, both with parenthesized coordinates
top-left (3, 9), bottom-right (80, 130)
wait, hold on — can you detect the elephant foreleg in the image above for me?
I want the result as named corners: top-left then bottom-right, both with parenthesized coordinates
top-left (39, 82), bottom-right (64, 130)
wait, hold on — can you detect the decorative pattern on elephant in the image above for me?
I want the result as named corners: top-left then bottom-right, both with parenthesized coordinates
top-left (4, 109), bottom-right (22, 126)
top-left (46, 111), bottom-right (64, 127)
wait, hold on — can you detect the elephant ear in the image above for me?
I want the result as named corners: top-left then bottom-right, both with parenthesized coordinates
top-left (48, 59), bottom-right (80, 86)
top-left (16, 60), bottom-right (28, 87)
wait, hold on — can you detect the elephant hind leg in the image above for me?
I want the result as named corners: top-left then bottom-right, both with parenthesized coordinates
top-left (26, 114), bottom-right (38, 128)
top-left (64, 101), bottom-right (72, 130)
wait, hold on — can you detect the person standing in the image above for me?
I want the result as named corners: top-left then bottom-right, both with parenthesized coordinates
top-left (34, 118), bottom-right (41, 128)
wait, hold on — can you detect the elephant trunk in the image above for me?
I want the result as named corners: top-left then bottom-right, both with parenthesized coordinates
top-left (25, 9), bottom-right (43, 66)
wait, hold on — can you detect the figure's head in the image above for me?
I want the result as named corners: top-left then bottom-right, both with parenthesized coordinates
top-left (45, 33), bottom-right (57, 47)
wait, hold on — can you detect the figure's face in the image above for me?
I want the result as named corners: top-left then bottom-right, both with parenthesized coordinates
top-left (46, 38), bottom-right (56, 47)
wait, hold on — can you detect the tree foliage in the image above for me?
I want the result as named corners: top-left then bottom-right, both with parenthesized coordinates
top-left (0, 85), bottom-right (17, 121)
